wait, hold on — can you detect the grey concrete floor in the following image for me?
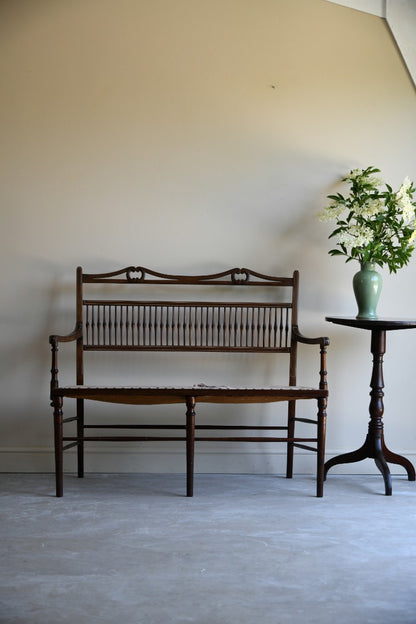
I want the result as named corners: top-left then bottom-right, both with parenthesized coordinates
top-left (1, 473), bottom-right (416, 624)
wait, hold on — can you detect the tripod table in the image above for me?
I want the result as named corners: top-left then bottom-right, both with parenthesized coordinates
top-left (324, 316), bottom-right (416, 495)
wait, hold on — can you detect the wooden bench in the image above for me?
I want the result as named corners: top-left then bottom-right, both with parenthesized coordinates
top-left (49, 266), bottom-right (329, 497)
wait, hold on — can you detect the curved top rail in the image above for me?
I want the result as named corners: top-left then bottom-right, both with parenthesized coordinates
top-left (80, 266), bottom-right (296, 286)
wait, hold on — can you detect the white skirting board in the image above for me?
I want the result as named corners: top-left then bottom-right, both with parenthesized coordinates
top-left (1, 446), bottom-right (415, 475)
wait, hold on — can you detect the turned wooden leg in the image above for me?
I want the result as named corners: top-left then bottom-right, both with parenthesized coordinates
top-left (316, 396), bottom-right (327, 498)
top-left (325, 330), bottom-right (392, 493)
top-left (368, 329), bottom-right (391, 495)
top-left (53, 397), bottom-right (64, 497)
top-left (286, 400), bottom-right (295, 479)
top-left (186, 396), bottom-right (196, 497)
top-left (77, 398), bottom-right (84, 478)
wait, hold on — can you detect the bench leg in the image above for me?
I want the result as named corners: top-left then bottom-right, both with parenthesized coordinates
top-left (186, 396), bottom-right (196, 497)
top-left (316, 397), bottom-right (327, 498)
top-left (53, 397), bottom-right (64, 497)
top-left (77, 399), bottom-right (84, 478)
top-left (286, 400), bottom-right (296, 479)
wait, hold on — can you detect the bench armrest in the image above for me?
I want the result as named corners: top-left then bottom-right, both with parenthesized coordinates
top-left (292, 325), bottom-right (330, 348)
top-left (49, 323), bottom-right (83, 400)
top-left (291, 325), bottom-right (329, 392)
top-left (49, 322), bottom-right (83, 347)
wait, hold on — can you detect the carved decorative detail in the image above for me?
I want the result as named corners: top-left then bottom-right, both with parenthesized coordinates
top-left (231, 269), bottom-right (249, 284)
top-left (126, 267), bottom-right (145, 282)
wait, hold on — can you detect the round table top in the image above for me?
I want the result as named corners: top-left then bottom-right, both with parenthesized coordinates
top-left (325, 316), bottom-right (416, 331)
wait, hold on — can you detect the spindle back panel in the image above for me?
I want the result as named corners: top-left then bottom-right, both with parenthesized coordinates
top-left (83, 301), bottom-right (292, 352)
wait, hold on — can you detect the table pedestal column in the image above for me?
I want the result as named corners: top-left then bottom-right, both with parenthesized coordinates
top-left (324, 329), bottom-right (415, 495)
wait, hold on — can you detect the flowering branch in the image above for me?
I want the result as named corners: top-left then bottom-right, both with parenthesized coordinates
top-left (318, 166), bottom-right (416, 273)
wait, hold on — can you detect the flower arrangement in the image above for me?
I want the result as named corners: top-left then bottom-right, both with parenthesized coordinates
top-left (318, 166), bottom-right (416, 273)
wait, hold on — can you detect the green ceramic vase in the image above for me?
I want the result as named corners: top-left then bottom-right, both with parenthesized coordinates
top-left (352, 262), bottom-right (382, 319)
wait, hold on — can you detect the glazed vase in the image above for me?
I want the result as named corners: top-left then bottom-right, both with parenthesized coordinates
top-left (352, 262), bottom-right (382, 319)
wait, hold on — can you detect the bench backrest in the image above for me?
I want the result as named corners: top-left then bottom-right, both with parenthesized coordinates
top-left (74, 266), bottom-right (300, 383)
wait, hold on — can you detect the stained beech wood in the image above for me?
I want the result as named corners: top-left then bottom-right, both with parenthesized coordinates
top-left (50, 267), bottom-right (329, 497)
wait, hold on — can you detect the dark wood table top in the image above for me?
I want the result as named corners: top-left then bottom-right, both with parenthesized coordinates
top-left (325, 316), bottom-right (416, 331)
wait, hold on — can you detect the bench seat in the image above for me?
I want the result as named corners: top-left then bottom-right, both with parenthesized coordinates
top-left (54, 385), bottom-right (328, 404)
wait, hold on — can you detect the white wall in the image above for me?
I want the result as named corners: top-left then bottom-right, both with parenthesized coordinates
top-left (1, 0), bottom-right (416, 477)
top-left (326, 0), bottom-right (384, 17)
top-left (327, 0), bottom-right (416, 88)
top-left (386, 0), bottom-right (416, 87)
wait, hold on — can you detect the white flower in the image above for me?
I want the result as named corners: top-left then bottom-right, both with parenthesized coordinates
top-left (400, 177), bottom-right (412, 193)
top-left (368, 175), bottom-right (383, 188)
top-left (397, 194), bottom-right (415, 222)
top-left (350, 224), bottom-right (373, 246)
top-left (337, 231), bottom-right (356, 248)
top-left (337, 224), bottom-right (373, 249)
top-left (348, 169), bottom-right (382, 188)
top-left (388, 230), bottom-right (400, 246)
top-left (317, 204), bottom-right (345, 222)
top-left (396, 177), bottom-right (413, 203)
top-left (370, 198), bottom-right (385, 214)
top-left (348, 169), bottom-right (361, 180)
top-left (356, 198), bottom-right (385, 217)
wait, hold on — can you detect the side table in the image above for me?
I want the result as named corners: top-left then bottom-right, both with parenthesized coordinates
top-left (325, 316), bottom-right (416, 495)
